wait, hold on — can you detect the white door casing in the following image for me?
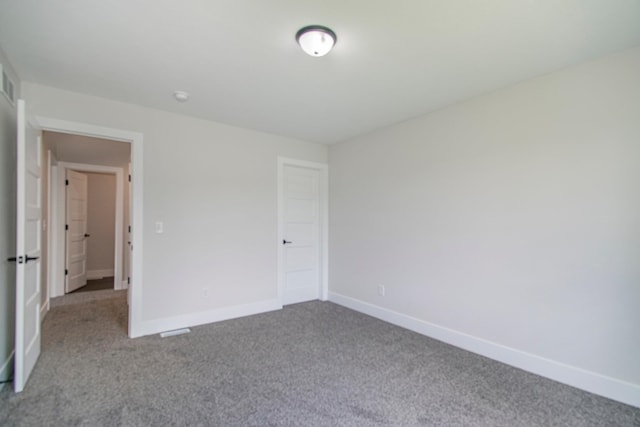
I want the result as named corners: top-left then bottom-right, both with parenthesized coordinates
top-left (14, 99), bottom-right (42, 392)
top-left (65, 169), bottom-right (88, 293)
top-left (54, 162), bottom-right (125, 297)
top-left (35, 117), bottom-right (143, 338)
top-left (278, 157), bottom-right (328, 305)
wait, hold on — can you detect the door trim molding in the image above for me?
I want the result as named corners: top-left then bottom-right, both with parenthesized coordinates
top-left (58, 162), bottom-right (124, 294)
top-left (33, 116), bottom-right (144, 338)
top-left (277, 157), bottom-right (329, 306)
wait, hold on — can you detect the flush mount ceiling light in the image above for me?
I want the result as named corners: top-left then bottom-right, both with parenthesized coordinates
top-left (296, 25), bottom-right (337, 57)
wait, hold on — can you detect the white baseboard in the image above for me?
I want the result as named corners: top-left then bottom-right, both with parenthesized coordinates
top-left (118, 280), bottom-right (129, 291)
top-left (86, 269), bottom-right (114, 280)
top-left (139, 298), bottom-right (282, 337)
top-left (0, 350), bottom-right (14, 382)
top-left (329, 292), bottom-right (640, 409)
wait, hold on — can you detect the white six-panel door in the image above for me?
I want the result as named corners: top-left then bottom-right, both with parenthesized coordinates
top-left (65, 169), bottom-right (89, 293)
top-left (14, 99), bottom-right (42, 392)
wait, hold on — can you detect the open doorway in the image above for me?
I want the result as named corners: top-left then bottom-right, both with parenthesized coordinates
top-left (43, 132), bottom-right (131, 299)
top-left (34, 116), bottom-right (143, 339)
top-left (65, 169), bottom-right (119, 294)
top-left (35, 123), bottom-right (141, 337)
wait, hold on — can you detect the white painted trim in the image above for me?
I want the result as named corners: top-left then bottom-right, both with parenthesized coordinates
top-left (40, 299), bottom-right (49, 320)
top-left (0, 351), bottom-right (14, 382)
top-left (14, 100), bottom-right (27, 392)
top-left (277, 157), bottom-right (329, 305)
top-left (58, 162), bottom-right (124, 296)
top-left (86, 269), bottom-right (115, 280)
top-left (45, 150), bottom-right (54, 314)
top-left (320, 163), bottom-right (329, 302)
top-left (139, 299), bottom-right (282, 337)
top-left (35, 117), bottom-right (140, 144)
top-left (329, 292), bottom-right (640, 408)
top-left (33, 116), bottom-right (143, 338)
top-left (121, 280), bottom-right (128, 290)
top-left (51, 166), bottom-right (66, 298)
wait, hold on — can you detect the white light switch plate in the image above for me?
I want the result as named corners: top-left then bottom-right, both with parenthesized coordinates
top-left (155, 221), bottom-right (164, 234)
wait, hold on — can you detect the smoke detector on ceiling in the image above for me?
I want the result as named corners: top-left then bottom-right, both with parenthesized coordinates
top-left (173, 90), bottom-right (190, 102)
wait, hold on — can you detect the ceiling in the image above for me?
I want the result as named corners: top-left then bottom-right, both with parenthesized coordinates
top-left (1, 1), bottom-right (639, 145)
top-left (44, 131), bottom-right (131, 166)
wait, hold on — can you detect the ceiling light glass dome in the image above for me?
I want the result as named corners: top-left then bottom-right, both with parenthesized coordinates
top-left (296, 25), bottom-right (337, 57)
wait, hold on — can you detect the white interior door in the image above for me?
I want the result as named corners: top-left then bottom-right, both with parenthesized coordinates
top-left (14, 99), bottom-right (42, 392)
top-left (281, 164), bottom-right (322, 305)
top-left (65, 169), bottom-right (88, 293)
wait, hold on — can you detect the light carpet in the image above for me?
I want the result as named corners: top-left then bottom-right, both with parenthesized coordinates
top-left (1, 291), bottom-right (638, 426)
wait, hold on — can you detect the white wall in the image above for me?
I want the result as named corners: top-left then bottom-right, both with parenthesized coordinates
top-left (0, 47), bottom-right (19, 383)
top-left (86, 172), bottom-right (116, 277)
top-left (22, 83), bottom-right (328, 333)
top-left (329, 47), bottom-right (640, 406)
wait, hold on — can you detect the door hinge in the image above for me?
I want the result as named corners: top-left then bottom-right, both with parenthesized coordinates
top-left (65, 224), bottom-right (69, 231)
top-left (65, 179), bottom-right (69, 186)
top-left (127, 277), bottom-right (130, 285)
top-left (65, 269), bottom-right (68, 276)
top-left (128, 174), bottom-right (131, 182)
top-left (128, 225), bottom-right (131, 233)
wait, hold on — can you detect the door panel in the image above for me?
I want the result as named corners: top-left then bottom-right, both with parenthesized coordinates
top-left (286, 199), bottom-right (316, 221)
top-left (14, 99), bottom-right (42, 392)
top-left (286, 223), bottom-right (314, 242)
top-left (286, 246), bottom-right (316, 271)
top-left (281, 165), bottom-right (321, 305)
top-left (65, 170), bottom-right (88, 293)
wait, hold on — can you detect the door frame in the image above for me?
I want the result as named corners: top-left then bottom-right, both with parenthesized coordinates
top-left (55, 163), bottom-right (124, 295)
top-left (277, 157), bottom-right (329, 306)
top-left (34, 116), bottom-right (144, 338)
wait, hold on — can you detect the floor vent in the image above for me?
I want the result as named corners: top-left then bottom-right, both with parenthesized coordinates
top-left (160, 328), bottom-right (191, 338)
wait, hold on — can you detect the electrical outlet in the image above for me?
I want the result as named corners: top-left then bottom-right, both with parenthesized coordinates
top-left (377, 285), bottom-right (385, 297)
top-left (202, 287), bottom-right (209, 297)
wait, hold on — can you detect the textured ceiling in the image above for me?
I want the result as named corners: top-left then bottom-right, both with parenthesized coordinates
top-left (2, 1), bottom-right (640, 144)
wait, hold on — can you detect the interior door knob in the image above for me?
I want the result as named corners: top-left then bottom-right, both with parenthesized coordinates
top-left (84, 233), bottom-right (91, 237)
top-left (283, 240), bottom-right (292, 245)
